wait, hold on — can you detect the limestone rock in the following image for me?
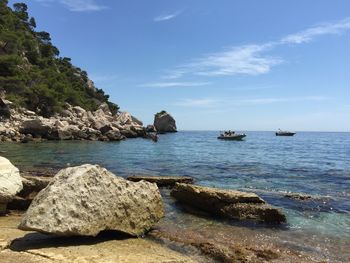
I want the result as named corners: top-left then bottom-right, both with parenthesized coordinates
top-left (19, 164), bottom-right (164, 236)
top-left (19, 119), bottom-right (54, 137)
top-left (171, 183), bottom-right (286, 224)
top-left (116, 112), bottom-right (133, 125)
top-left (0, 157), bottom-right (23, 214)
top-left (154, 111), bottom-right (177, 133)
top-left (146, 124), bottom-right (157, 133)
top-left (127, 175), bottom-right (194, 187)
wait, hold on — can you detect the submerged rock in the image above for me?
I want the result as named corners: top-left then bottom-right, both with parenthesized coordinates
top-left (154, 111), bottom-right (177, 133)
top-left (19, 164), bottom-right (164, 236)
top-left (171, 183), bottom-right (286, 224)
top-left (127, 175), bottom-right (194, 187)
top-left (284, 192), bottom-right (329, 201)
top-left (0, 157), bottom-right (23, 215)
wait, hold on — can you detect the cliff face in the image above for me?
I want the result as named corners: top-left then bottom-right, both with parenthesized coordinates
top-left (0, 1), bottom-right (118, 117)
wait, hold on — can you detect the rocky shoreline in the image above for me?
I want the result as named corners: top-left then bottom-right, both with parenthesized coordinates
top-left (0, 157), bottom-right (328, 262)
top-left (0, 98), bottom-right (177, 143)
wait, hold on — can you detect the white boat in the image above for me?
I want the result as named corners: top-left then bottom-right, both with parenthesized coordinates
top-left (217, 131), bottom-right (246, 140)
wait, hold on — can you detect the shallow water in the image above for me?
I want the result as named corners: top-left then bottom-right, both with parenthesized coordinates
top-left (1, 131), bottom-right (350, 261)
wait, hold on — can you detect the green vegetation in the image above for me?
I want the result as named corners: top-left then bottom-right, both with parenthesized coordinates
top-left (0, 1), bottom-right (119, 116)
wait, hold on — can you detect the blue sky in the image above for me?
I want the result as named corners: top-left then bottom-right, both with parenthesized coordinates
top-left (10, 0), bottom-right (350, 131)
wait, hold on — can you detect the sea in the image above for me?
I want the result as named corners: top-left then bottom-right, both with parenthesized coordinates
top-left (1, 131), bottom-right (349, 262)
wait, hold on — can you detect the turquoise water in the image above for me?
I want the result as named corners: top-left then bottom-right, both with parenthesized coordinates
top-left (1, 131), bottom-right (350, 261)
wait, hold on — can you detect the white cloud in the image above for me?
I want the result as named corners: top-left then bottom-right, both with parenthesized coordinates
top-left (281, 18), bottom-right (350, 44)
top-left (154, 10), bottom-right (182, 22)
top-left (139, 82), bottom-right (210, 88)
top-left (175, 98), bottom-right (219, 107)
top-left (161, 17), bottom-right (350, 79)
top-left (36, 0), bottom-right (107, 12)
top-left (185, 44), bottom-right (282, 77)
top-left (175, 96), bottom-right (328, 108)
top-left (234, 96), bottom-right (328, 105)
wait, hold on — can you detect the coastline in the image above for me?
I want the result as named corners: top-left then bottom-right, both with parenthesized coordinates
top-left (1, 131), bottom-right (349, 262)
top-left (0, 165), bottom-right (334, 262)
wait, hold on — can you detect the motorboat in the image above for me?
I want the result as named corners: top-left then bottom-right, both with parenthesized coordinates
top-left (217, 131), bottom-right (246, 140)
top-left (275, 129), bottom-right (296, 136)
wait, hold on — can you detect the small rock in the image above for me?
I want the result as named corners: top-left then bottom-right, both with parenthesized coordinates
top-left (127, 175), bottom-right (194, 187)
top-left (171, 183), bottom-right (286, 224)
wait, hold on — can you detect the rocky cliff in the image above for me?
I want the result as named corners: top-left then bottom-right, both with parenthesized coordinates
top-left (154, 111), bottom-right (177, 133)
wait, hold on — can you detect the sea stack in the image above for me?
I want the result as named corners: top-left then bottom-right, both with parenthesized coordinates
top-left (154, 111), bottom-right (177, 133)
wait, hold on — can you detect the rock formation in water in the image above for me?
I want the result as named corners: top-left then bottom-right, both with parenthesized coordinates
top-left (154, 111), bottom-right (177, 133)
top-left (0, 157), bottom-right (23, 214)
top-left (19, 164), bottom-right (164, 236)
top-left (127, 175), bottom-right (193, 187)
top-left (171, 183), bottom-right (286, 224)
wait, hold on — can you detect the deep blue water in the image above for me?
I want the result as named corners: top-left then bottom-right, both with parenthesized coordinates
top-left (1, 131), bottom-right (350, 261)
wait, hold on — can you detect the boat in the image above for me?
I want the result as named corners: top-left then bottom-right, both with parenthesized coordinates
top-left (275, 129), bottom-right (296, 136)
top-left (217, 131), bottom-right (246, 140)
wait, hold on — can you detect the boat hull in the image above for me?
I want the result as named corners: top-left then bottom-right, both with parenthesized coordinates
top-left (217, 134), bottom-right (246, 140)
top-left (275, 132), bottom-right (296, 136)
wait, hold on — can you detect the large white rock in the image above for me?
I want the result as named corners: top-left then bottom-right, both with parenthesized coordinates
top-left (19, 164), bottom-right (164, 236)
top-left (0, 157), bottom-right (23, 207)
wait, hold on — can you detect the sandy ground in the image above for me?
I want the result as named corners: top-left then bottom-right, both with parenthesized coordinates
top-left (0, 213), bottom-right (197, 263)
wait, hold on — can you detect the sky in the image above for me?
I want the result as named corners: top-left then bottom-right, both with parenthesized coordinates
top-left (9, 0), bottom-right (350, 131)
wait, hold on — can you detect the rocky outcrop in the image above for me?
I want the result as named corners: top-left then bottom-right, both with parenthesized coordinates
top-left (171, 183), bottom-right (286, 224)
top-left (0, 100), bottom-right (147, 142)
top-left (0, 157), bottom-right (23, 215)
top-left (19, 164), bottom-right (164, 236)
top-left (154, 111), bottom-right (177, 133)
top-left (127, 175), bottom-right (194, 187)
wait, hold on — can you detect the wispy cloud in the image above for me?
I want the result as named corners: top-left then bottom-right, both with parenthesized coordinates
top-left (162, 18), bottom-right (350, 79)
top-left (234, 96), bottom-right (328, 105)
top-left (36, 0), bottom-right (107, 12)
top-left (175, 96), bottom-right (328, 108)
top-left (154, 10), bottom-right (183, 22)
top-left (138, 81), bottom-right (210, 88)
top-left (175, 98), bottom-right (219, 107)
top-left (281, 18), bottom-right (350, 44)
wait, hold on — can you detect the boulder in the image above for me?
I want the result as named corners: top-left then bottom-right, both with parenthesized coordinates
top-left (171, 183), bottom-right (286, 224)
top-left (19, 119), bottom-right (54, 137)
top-left (18, 176), bottom-right (52, 198)
top-left (154, 111), bottom-right (177, 133)
top-left (120, 129), bottom-right (138, 138)
top-left (127, 175), bottom-right (194, 187)
top-left (116, 112), bottom-right (133, 125)
top-left (105, 130), bottom-right (125, 141)
top-left (146, 124), bottom-right (157, 133)
top-left (98, 102), bottom-right (112, 115)
top-left (72, 106), bottom-right (86, 117)
top-left (0, 157), bottom-right (23, 214)
top-left (19, 164), bottom-right (164, 236)
top-left (0, 98), bottom-right (11, 119)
